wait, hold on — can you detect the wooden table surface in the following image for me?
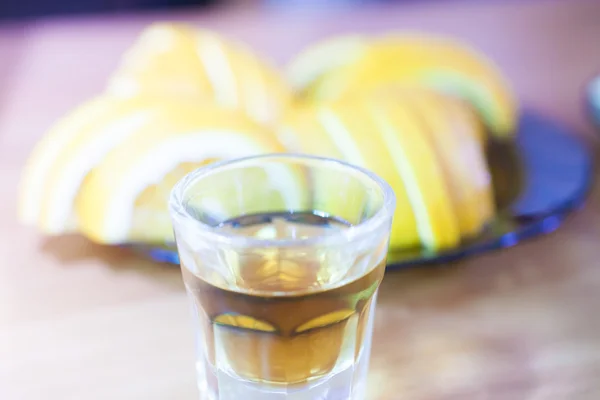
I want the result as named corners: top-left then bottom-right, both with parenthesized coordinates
top-left (2, 0), bottom-right (600, 399)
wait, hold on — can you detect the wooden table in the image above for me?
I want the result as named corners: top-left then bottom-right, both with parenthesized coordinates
top-left (2, 0), bottom-right (600, 398)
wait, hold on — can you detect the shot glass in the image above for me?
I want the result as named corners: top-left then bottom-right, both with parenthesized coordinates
top-left (169, 154), bottom-right (395, 400)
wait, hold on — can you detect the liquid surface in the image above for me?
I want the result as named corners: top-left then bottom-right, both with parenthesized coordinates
top-left (180, 211), bottom-right (387, 399)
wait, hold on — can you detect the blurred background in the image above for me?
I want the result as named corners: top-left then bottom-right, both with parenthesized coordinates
top-left (3, 0), bottom-right (600, 399)
top-left (4, 0), bottom-right (417, 20)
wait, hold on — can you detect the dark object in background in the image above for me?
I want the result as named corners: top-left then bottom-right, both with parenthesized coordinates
top-left (587, 75), bottom-right (600, 129)
top-left (0, 0), bottom-right (216, 20)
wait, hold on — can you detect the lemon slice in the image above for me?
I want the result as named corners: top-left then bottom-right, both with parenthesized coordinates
top-left (276, 105), bottom-right (374, 226)
top-left (401, 88), bottom-right (491, 238)
top-left (74, 104), bottom-right (300, 244)
top-left (443, 95), bottom-right (486, 145)
top-left (279, 97), bottom-right (457, 251)
top-left (368, 97), bottom-right (460, 250)
top-left (289, 33), bottom-right (517, 137)
top-left (195, 29), bottom-right (292, 125)
top-left (107, 23), bottom-right (214, 100)
top-left (276, 103), bottom-right (344, 158)
top-left (19, 96), bottom-right (120, 226)
top-left (19, 96), bottom-right (166, 233)
top-left (355, 36), bottom-right (516, 136)
top-left (107, 23), bottom-right (292, 125)
top-left (37, 97), bottom-right (196, 235)
top-left (286, 34), bottom-right (368, 91)
top-left (279, 105), bottom-right (382, 239)
top-left (444, 97), bottom-right (495, 230)
top-left (315, 102), bottom-right (421, 250)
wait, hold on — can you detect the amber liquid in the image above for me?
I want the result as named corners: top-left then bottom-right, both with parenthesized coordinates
top-left (181, 212), bottom-right (387, 388)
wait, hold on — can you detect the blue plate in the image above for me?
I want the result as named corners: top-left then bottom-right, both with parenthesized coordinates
top-left (132, 110), bottom-right (593, 269)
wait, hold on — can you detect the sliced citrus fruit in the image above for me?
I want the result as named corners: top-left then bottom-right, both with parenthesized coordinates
top-left (276, 103), bottom-right (344, 158)
top-left (286, 34), bottom-right (368, 92)
top-left (278, 97), bottom-right (458, 251)
top-left (278, 105), bottom-right (380, 237)
top-left (106, 23), bottom-right (214, 100)
top-left (107, 23), bottom-right (292, 125)
top-left (20, 96), bottom-right (166, 234)
top-left (74, 104), bottom-right (302, 244)
top-left (195, 29), bottom-right (292, 125)
top-left (276, 105), bottom-right (374, 227)
top-left (399, 88), bottom-right (492, 238)
top-left (19, 96), bottom-right (122, 226)
top-left (314, 102), bottom-right (421, 250)
top-left (289, 33), bottom-right (517, 137)
top-left (368, 97), bottom-right (460, 250)
top-left (444, 96), bottom-right (496, 230)
top-left (442, 94), bottom-right (486, 145)
top-left (37, 97), bottom-right (203, 235)
top-left (378, 34), bottom-right (517, 137)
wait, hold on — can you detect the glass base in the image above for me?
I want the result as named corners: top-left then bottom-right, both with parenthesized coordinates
top-left (197, 359), bottom-right (369, 400)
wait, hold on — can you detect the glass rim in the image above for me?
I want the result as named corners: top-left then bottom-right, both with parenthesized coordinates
top-left (169, 153), bottom-right (396, 248)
